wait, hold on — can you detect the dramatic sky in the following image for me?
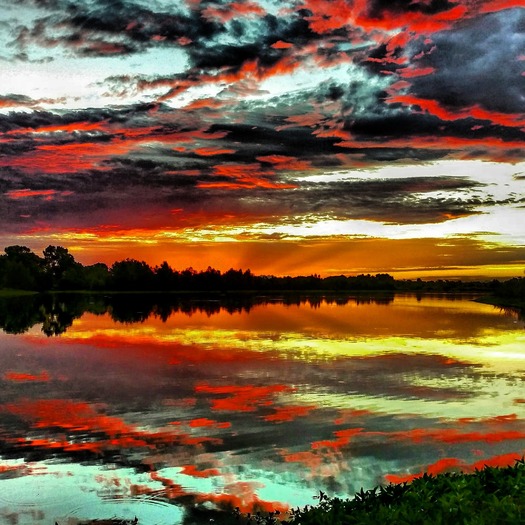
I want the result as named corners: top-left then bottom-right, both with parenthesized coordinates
top-left (1, 0), bottom-right (524, 278)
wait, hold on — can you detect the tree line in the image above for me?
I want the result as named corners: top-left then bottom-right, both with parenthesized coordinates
top-left (0, 244), bottom-right (523, 296)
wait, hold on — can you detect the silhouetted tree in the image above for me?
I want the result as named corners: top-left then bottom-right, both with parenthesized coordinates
top-left (43, 245), bottom-right (78, 289)
top-left (0, 245), bottom-right (46, 290)
top-left (83, 263), bottom-right (110, 290)
top-left (109, 259), bottom-right (155, 290)
top-left (154, 261), bottom-right (178, 290)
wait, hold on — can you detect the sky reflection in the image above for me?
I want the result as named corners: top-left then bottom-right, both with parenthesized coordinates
top-left (0, 295), bottom-right (524, 524)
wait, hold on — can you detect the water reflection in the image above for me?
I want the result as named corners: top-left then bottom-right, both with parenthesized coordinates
top-left (0, 294), bottom-right (524, 524)
top-left (0, 293), bottom-right (400, 336)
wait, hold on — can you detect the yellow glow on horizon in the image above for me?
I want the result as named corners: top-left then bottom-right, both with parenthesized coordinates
top-left (13, 230), bottom-right (525, 279)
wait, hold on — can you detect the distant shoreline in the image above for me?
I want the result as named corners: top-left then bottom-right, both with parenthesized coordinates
top-left (1, 244), bottom-right (524, 312)
top-left (1, 287), bottom-right (523, 313)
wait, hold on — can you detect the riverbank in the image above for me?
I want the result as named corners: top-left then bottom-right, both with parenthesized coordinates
top-left (475, 295), bottom-right (525, 311)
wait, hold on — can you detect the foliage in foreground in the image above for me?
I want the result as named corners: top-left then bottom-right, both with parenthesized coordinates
top-left (246, 460), bottom-right (525, 525)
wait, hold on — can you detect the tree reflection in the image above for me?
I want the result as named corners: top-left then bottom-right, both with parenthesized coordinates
top-left (0, 294), bottom-right (103, 336)
top-left (40, 296), bottom-right (81, 337)
top-left (0, 295), bottom-right (44, 334)
top-left (0, 293), bottom-right (397, 336)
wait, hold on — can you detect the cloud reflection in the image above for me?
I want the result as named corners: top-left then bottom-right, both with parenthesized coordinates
top-left (0, 295), bottom-right (523, 522)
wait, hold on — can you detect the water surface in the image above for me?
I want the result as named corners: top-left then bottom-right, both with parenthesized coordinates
top-left (0, 294), bottom-right (524, 524)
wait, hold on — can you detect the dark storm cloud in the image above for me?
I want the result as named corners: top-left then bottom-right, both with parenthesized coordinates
top-left (188, 14), bottom-right (316, 70)
top-left (267, 176), bottom-right (490, 224)
top-left (0, 157), bottom-right (489, 234)
top-left (0, 164), bottom-right (209, 234)
top-left (407, 9), bottom-right (525, 114)
top-left (345, 111), bottom-right (525, 143)
top-left (0, 102), bottom-right (158, 132)
top-left (366, 0), bottom-right (460, 18)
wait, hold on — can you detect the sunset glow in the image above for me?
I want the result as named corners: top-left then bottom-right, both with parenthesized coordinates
top-left (1, 1), bottom-right (524, 277)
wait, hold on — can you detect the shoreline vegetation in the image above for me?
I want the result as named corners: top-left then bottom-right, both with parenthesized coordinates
top-left (0, 244), bottom-right (523, 306)
top-left (65, 460), bottom-right (525, 525)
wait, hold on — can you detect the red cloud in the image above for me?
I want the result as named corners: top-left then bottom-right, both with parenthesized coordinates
top-left (300, 0), bottom-right (469, 35)
top-left (2, 397), bottom-right (225, 458)
top-left (311, 428), bottom-right (364, 450)
top-left (0, 123), bottom-right (232, 174)
top-left (6, 121), bottom-right (107, 135)
top-left (194, 147), bottom-right (236, 156)
top-left (479, 0), bottom-right (525, 14)
top-left (184, 97), bottom-right (228, 110)
top-left (385, 457), bottom-right (463, 484)
top-left (262, 405), bottom-right (316, 423)
top-left (398, 66), bottom-right (436, 78)
top-left (389, 94), bottom-right (525, 128)
top-left (385, 452), bottom-right (524, 484)
top-left (299, 0), bottom-right (355, 34)
top-left (4, 371), bottom-right (50, 382)
top-left (357, 5), bottom-right (468, 33)
top-left (5, 189), bottom-right (73, 200)
top-left (195, 383), bottom-right (293, 412)
top-left (180, 464), bottom-right (221, 478)
top-left (256, 155), bottom-right (312, 171)
top-left (271, 41), bottom-right (294, 49)
top-left (198, 162), bottom-right (297, 189)
top-left (188, 417), bottom-right (231, 429)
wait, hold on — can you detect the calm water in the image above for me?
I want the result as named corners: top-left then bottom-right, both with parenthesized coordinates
top-left (0, 294), bottom-right (524, 524)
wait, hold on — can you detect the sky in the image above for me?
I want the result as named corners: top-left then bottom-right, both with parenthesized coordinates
top-left (0, 0), bottom-right (524, 279)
